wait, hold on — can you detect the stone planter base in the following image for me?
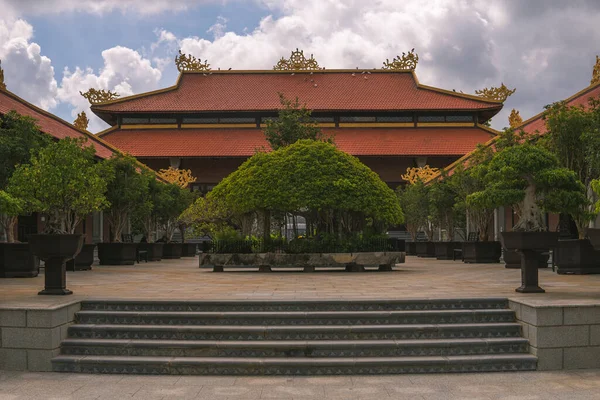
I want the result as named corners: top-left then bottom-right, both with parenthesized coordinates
top-left (0, 243), bottom-right (39, 278)
top-left (434, 241), bottom-right (462, 260)
top-left (462, 242), bottom-right (501, 264)
top-left (181, 243), bottom-right (197, 257)
top-left (138, 243), bottom-right (164, 261)
top-left (162, 243), bottom-right (183, 259)
top-left (67, 244), bottom-right (96, 271)
top-left (416, 242), bottom-right (436, 258)
top-left (503, 250), bottom-right (549, 269)
top-left (406, 242), bottom-right (417, 256)
top-left (555, 239), bottom-right (600, 275)
top-left (98, 243), bottom-right (137, 265)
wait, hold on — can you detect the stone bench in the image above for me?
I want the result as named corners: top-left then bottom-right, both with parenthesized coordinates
top-left (199, 252), bottom-right (405, 272)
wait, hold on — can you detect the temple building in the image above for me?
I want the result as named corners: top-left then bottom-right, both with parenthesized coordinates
top-left (91, 50), bottom-right (509, 192)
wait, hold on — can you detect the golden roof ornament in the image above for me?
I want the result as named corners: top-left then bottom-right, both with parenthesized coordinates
top-left (80, 88), bottom-right (120, 104)
top-left (401, 166), bottom-right (439, 185)
top-left (0, 60), bottom-right (6, 91)
top-left (274, 49), bottom-right (321, 71)
top-left (157, 167), bottom-right (197, 189)
top-left (382, 49), bottom-right (419, 70)
top-left (592, 55), bottom-right (600, 85)
top-left (508, 109), bottom-right (523, 128)
top-left (474, 83), bottom-right (516, 102)
top-left (73, 111), bottom-right (89, 130)
top-left (175, 50), bottom-right (211, 72)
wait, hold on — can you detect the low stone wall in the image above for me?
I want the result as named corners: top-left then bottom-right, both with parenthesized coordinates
top-left (199, 252), bottom-right (405, 271)
top-left (0, 301), bottom-right (80, 371)
top-left (509, 300), bottom-right (600, 370)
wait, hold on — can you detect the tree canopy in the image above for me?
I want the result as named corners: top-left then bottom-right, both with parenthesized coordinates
top-left (397, 180), bottom-right (429, 241)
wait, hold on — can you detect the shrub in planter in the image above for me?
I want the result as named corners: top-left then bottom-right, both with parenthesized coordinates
top-left (429, 173), bottom-right (464, 259)
top-left (397, 180), bottom-right (429, 244)
top-left (66, 244), bottom-right (96, 271)
top-left (8, 138), bottom-right (109, 294)
top-left (554, 239), bottom-right (600, 274)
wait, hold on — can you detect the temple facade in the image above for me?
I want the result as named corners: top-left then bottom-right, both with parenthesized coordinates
top-left (91, 50), bottom-right (507, 192)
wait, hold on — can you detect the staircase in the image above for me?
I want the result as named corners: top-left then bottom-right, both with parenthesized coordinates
top-left (52, 298), bottom-right (536, 375)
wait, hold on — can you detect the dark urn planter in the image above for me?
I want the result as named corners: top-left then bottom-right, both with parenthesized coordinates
top-left (138, 242), bottom-right (164, 261)
top-left (406, 242), bottom-right (417, 256)
top-left (555, 239), bottom-right (600, 275)
top-left (416, 241), bottom-right (436, 258)
top-left (28, 234), bottom-right (83, 295)
top-left (66, 244), bottom-right (96, 271)
top-left (97, 243), bottom-right (138, 265)
top-left (500, 231), bottom-right (559, 293)
top-left (0, 243), bottom-right (40, 278)
top-left (181, 243), bottom-right (197, 257)
top-left (434, 241), bottom-right (462, 260)
top-left (587, 228), bottom-right (600, 250)
top-left (503, 249), bottom-right (549, 269)
top-left (462, 241), bottom-right (501, 263)
top-left (162, 243), bottom-right (183, 259)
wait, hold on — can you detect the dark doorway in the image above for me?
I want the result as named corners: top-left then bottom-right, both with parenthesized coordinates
top-left (18, 213), bottom-right (38, 242)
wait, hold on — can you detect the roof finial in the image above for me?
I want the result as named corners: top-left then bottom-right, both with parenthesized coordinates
top-left (508, 109), bottom-right (523, 128)
top-left (157, 167), bottom-right (197, 189)
top-left (80, 88), bottom-right (120, 104)
top-left (74, 111), bottom-right (89, 130)
top-left (475, 83), bottom-right (516, 102)
top-left (382, 49), bottom-right (419, 70)
top-left (401, 166), bottom-right (439, 185)
top-left (0, 60), bottom-right (6, 91)
top-left (175, 50), bottom-right (211, 72)
top-left (592, 55), bottom-right (600, 85)
top-left (273, 49), bottom-right (321, 71)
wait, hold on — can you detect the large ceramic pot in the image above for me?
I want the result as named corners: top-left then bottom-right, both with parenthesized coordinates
top-left (500, 231), bottom-right (559, 294)
top-left (406, 242), bottom-right (417, 256)
top-left (587, 228), bottom-right (600, 250)
top-left (555, 239), bottom-right (600, 275)
top-left (162, 243), bottom-right (183, 259)
top-left (28, 234), bottom-right (83, 295)
top-left (503, 249), bottom-right (549, 269)
top-left (0, 243), bottom-right (40, 278)
top-left (181, 243), bottom-right (197, 257)
top-left (415, 242), bottom-right (436, 258)
top-left (462, 241), bottom-right (501, 264)
top-left (97, 243), bottom-right (138, 265)
top-left (434, 241), bottom-right (462, 260)
top-left (138, 242), bottom-right (164, 261)
top-left (67, 244), bottom-right (96, 271)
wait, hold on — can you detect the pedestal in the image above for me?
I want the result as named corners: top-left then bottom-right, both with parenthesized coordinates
top-left (516, 250), bottom-right (545, 293)
top-left (39, 257), bottom-right (73, 295)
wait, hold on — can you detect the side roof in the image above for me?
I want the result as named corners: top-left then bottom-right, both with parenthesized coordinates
top-left (90, 70), bottom-right (504, 124)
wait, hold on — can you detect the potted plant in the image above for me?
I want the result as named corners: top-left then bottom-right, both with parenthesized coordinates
top-left (155, 183), bottom-right (193, 259)
top-left (100, 154), bottom-right (150, 265)
top-left (587, 179), bottom-right (600, 252)
top-left (470, 143), bottom-right (586, 292)
top-left (541, 101), bottom-right (600, 274)
top-left (7, 137), bottom-right (109, 294)
top-left (429, 173), bottom-right (463, 260)
top-left (132, 172), bottom-right (164, 261)
top-left (397, 181), bottom-right (431, 256)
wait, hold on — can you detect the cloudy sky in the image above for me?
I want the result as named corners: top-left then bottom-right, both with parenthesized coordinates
top-left (1, 0), bottom-right (599, 132)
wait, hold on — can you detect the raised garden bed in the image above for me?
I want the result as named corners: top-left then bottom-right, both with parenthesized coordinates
top-left (137, 243), bottom-right (164, 261)
top-left (162, 243), bottom-right (183, 259)
top-left (0, 243), bottom-right (39, 278)
top-left (181, 243), bottom-right (197, 257)
top-left (67, 244), bottom-right (96, 271)
top-left (434, 241), bottom-right (462, 260)
top-left (416, 242), bottom-right (436, 258)
top-left (97, 243), bottom-right (138, 265)
top-left (555, 239), bottom-right (600, 275)
top-left (462, 242), bottom-right (501, 264)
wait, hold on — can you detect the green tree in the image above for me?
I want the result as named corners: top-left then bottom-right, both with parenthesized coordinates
top-left (104, 154), bottom-right (150, 242)
top-left (428, 173), bottom-right (462, 241)
top-left (263, 93), bottom-right (333, 150)
top-left (154, 183), bottom-right (195, 241)
top-left (0, 190), bottom-right (23, 242)
top-left (7, 137), bottom-right (110, 234)
top-left (131, 171), bottom-right (160, 240)
top-left (397, 181), bottom-right (429, 241)
top-left (468, 143), bottom-right (586, 232)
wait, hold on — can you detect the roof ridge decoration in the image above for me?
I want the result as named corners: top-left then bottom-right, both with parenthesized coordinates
top-left (508, 109), bottom-right (523, 128)
top-left (157, 167), bottom-right (197, 188)
top-left (475, 83), bottom-right (516, 102)
top-left (273, 49), bottom-right (321, 71)
top-left (80, 88), bottom-right (120, 104)
top-left (382, 49), bottom-right (419, 70)
top-left (592, 55), bottom-right (600, 85)
top-left (73, 111), bottom-right (89, 131)
top-left (401, 165), bottom-right (439, 184)
top-left (0, 60), bottom-right (6, 90)
top-left (175, 50), bottom-right (211, 72)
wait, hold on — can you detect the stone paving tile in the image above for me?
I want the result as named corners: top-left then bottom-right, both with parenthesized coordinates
top-left (177, 375), bottom-right (237, 386)
top-left (324, 385), bottom-right (391, 399)
top-left (69, 382), bottom-right (143, 399)
top-left (260, 384), bottom-right (325, 398)
top-left (290, 376), bottom-right (353, 386)
top-left (132, 385), bottom-right (202, 399)
top-left (198, 385), bottom-right (263, 399)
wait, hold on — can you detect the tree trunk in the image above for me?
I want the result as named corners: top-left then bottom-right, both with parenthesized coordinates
top-left (514, 183), bottom-right (545, 231)
top-left (263, 210), bottom-right (270, 243)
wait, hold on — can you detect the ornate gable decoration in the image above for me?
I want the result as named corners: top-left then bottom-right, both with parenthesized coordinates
top-left (157, 167), bottom-right (197, 189)
top-left (274, 49), bottom-right (321, 71)
top-left (80, 88), bottom-right (120, 104)
top-left (175, 50), bottom-right (211, 72)
top-left (382, 49), bottom-right (419, 70)
top-left (0, 60), bottom-right (6, 90)
top-left (508, 109), bottom-right (523, 128)
top-left (73, 111), bottom-right (89, 130)
top-left (592, 55), bottom-right (600, 85)
top-left (475, 83), bottom-right (516, 102)
top-left (401, 166), bottom-right (439, 185)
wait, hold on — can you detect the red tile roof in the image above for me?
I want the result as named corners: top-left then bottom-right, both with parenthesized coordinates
top-left (92, 71), bottom-right (503, 115)
top-left (0, 89), bottom-right (116, 159)
top-left (101, 127), bottom-right (496, 158)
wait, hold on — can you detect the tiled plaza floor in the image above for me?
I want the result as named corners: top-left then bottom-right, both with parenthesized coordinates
top-left (1, 369), bottom-right (600, 399)
top-left (1, 256), bottom-right (599, 309)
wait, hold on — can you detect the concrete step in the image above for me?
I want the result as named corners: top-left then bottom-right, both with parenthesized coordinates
top-left (52, 354), bottom-right (537, 375)
top-left (80, 298), bottom-right (509, 312)
top-left (60, 337), bottom-right (530, 358)
top-left (66, 323), bottom-right (523, 341)
top-left (75, 309), bottom-right (515, 326)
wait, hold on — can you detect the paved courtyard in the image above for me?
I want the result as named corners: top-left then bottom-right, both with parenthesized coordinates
top-left (1, 369), bottom-right (600, 399)
top-left (1, 256), bottom-right (600, 309)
